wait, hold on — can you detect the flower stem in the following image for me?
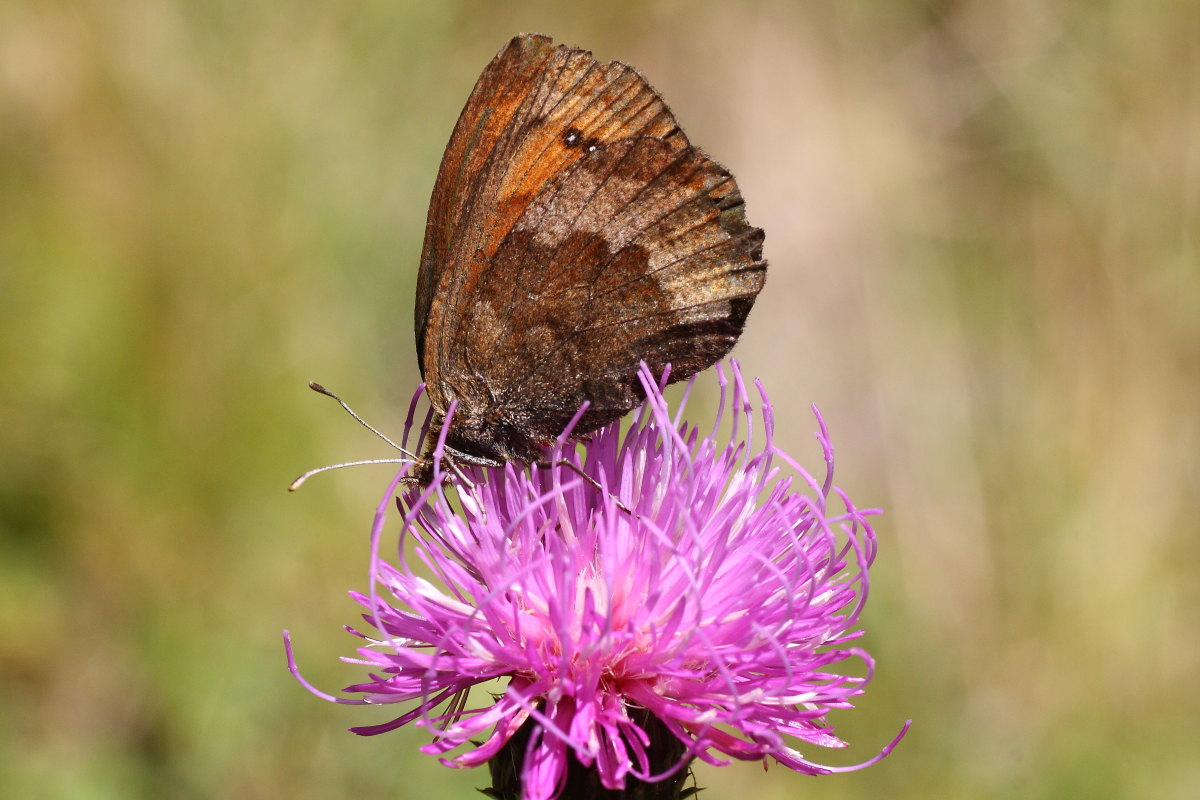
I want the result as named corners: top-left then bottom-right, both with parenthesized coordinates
top-left (485, 709), bottom-right (693, 800)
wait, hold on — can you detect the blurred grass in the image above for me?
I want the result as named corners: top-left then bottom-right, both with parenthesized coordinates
top-left (2, 1), bottom-right (1197, 798)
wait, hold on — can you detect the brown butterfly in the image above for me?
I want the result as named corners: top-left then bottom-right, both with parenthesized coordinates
top-left (411, 34), bottom-right (765, 484)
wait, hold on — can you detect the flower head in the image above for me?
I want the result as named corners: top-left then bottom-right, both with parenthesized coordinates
top-left (286, 361), bottom-right (906, 799)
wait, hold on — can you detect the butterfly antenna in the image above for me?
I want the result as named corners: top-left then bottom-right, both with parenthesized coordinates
top-left (288, 458), bottom-right (410, 492)
top-left (288, 382), bottom-right (421, 491)
top-left (307, 381), bottom-right (417, 459)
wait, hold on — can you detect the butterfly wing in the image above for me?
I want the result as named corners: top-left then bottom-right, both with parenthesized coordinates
top-left (416, 34), bottom-right (686, 381)
top-left (417, 34), bottom-right (765, 455)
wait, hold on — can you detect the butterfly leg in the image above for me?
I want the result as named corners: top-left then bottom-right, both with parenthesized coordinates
top-left (535, 458), bottom-right (635, 516)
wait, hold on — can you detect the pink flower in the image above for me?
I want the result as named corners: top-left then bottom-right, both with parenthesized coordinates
top-left (286, 361), bottom-right (906, 799)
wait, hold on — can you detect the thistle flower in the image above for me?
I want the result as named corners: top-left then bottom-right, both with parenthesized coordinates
top-left (285, 361), bottom-right (906, 799)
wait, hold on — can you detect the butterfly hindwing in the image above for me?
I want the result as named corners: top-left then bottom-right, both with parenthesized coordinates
top-left (447, 137), bottom-right (764, 445)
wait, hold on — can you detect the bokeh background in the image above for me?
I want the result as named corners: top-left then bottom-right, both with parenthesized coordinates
top-left (3, 1), bottom-right (1197, 798)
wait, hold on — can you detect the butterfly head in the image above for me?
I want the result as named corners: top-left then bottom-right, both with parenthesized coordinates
top-left (408, 410), bottom-right (544, 486)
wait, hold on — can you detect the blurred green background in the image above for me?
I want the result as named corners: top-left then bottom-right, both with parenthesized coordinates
top-left (2, 1), bottom-right (1197, 798)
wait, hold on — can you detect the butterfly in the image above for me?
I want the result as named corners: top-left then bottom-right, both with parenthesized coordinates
top-left (411, 34), bottom-right (766, 484)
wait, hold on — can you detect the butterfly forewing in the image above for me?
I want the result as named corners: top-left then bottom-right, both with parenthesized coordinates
top-left (417, 35), bottom-right (683, 376)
